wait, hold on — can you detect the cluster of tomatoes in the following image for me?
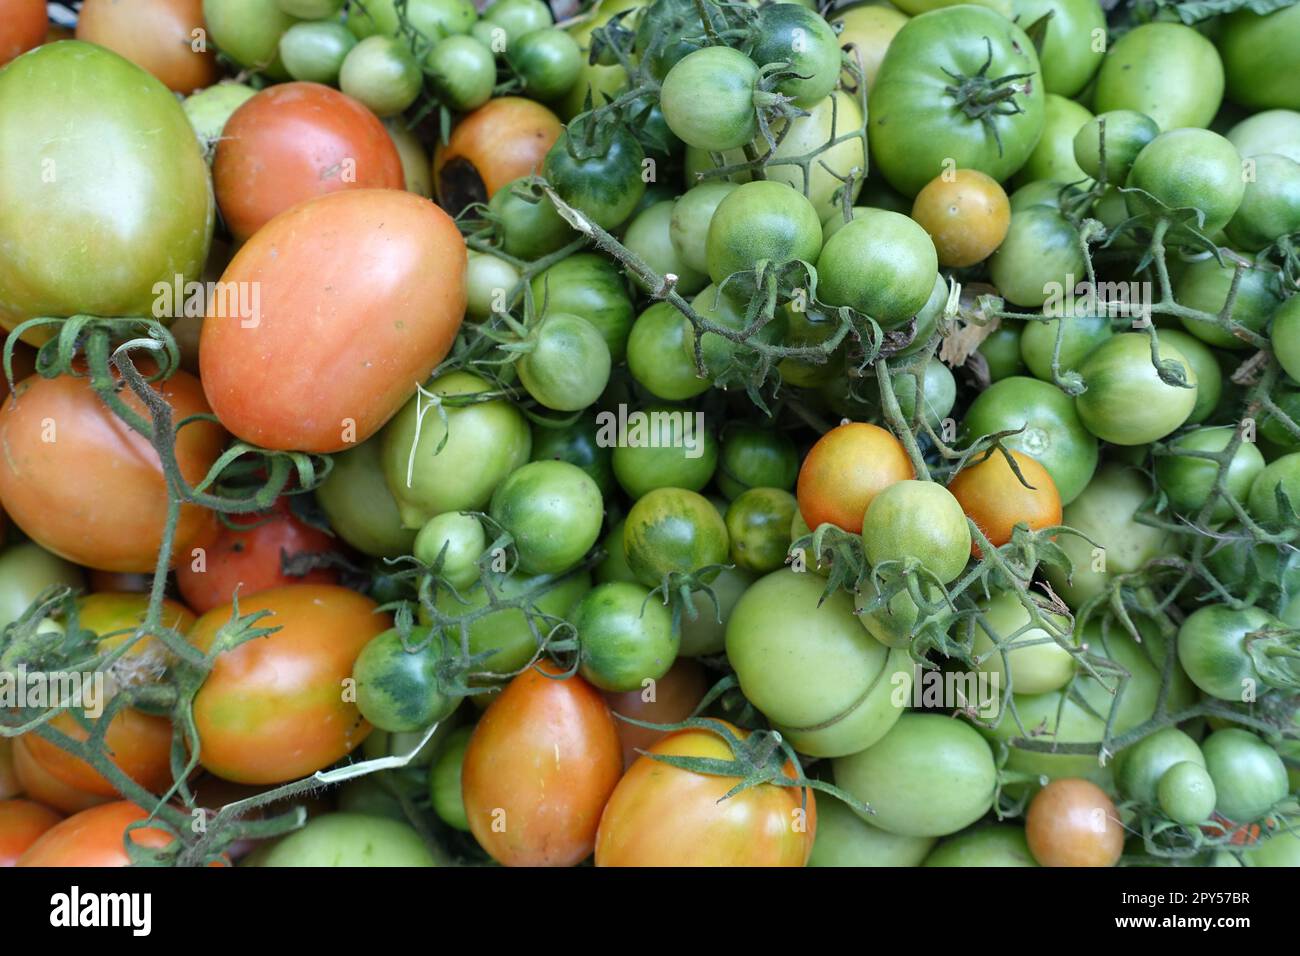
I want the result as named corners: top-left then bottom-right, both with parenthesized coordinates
top-left (1, 0), bottom-right (1299, 870)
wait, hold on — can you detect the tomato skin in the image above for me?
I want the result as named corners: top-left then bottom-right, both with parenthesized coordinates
top-left (797, 422), bottom-right (914, 534)
top-left (200, 189), bottom-right (466, 454)
top-left (189, 585), bottom-right (390, 785)
top-left (1155, 426), bottom-right (1265, 523)
top-left (212, 82), bottom-right (404, 242)
top-left (1074, 332), bottom-right (1198, 446)
top-left (706, 181), bottom-right (823, 285)
top-left (462, 662), bottom-right (621, 867)
top-left (1174, 257), bottom-right (1282, 352)
top-left (1072, 109), bottom-right (1159, 185)
top-left (508, 27), bottom-right (581, 102)
top-left (603, 658), bottom-right (708, 769)
top-left (544, 127), bottom-right (647, 232)
top-left (489, 460), bottom-right (604, 576)
top-left (1025, 778), bottom-right (1124, 867)
top-left (1020, 313), bottom-right (1113, 383)
top-left (1125, 129), bottom-right (1244, 234)
top-left (0, 799), bottom-right (63, 866)
top-left (1015, 93), bottom-right (1093, 187)
top-left (347, 0), bottom-right (476, 44)
top-left (811, 797), bottom-right (936, 867)
top-left (950, 450), bottom-right (1062, 556)
top-left (1156, 328), bottom-right (1221, 425)
top-left (1224, 154), bottom-right (1300, 252)
top-left (1158, 761), bottom-right (1217, 825)
top-left (433, 97), bottom-right (563, 212)
top-left (923, 824), bottom-right (1038, 867)
top-left (627, 303), bottom-right (710, 401)
top-left (1093, 22), bottom-right (1223, 131)
top-left (817, 210), bottom-right (939, 328)
top-left (1201, 729), bottom-right (1288, 823)
top-left (530, 253), bottom-right (635, 363)
top-left (0, 41), bottom-right (214, 341)
top-left (316, 437), bottom-right (416, 558)
top-left (1218, 4), bottom-right (1300, 111)
top-left (623, 487), bottom-right (729, 587)
top-left (279, 21), bottom-right (355, 85)
top-left (9, 738), bottom-right (110, 816)
top-left (573, 582), bottom-right (678, 692)
top-left (338, 35), bottom-right (421, 118)
top-left (623, 201), bottom-right (708, 296)
top-left (595, 721), bottom-right (816, 867)
top-left (749, 3), bottom-right (839, 107)
top-left (516, 312), bottom-right (612, 412)
top-left (910, 169), bottom-right (1010, 268)
top-left (16, 801), bottom-right (174, 867)
top-left (0, 371), bottom-right (223, 573)
top-left (0, 0), bottom-right (46, 66)
top-left (868, 7), bottom-right (1045, 196)
top-left (611, 405), bottom-right (719, 499)
top-left (76, 0), bottom-right (217, 93)
top-left (726, 488), bottom-right (796, 575)
top-left (972, 589), bottom-right (1073, 695)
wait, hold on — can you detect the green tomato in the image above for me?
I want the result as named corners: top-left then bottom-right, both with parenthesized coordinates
top-left (1224, 154), bottom-right (1300, 252)
top-left (972, 589), bottom-right (1075, 696)
top-left (678, 565), bottom-right (754, 657)
top-left (669, 182), bottom-right (740, 276)
top-left (862, 480), bottom-right (970, 584)
top-left (488, 179), bottom-right (574, 261)
top-left (1072, 109), bottom-right (1159, 185)
top-left (1218, 4), bottom-right (1300, 111)
top-left (380, 370), bottom-right (532, 528)
top-left (989, 206), bottom-right (1086, 308)
top-left (489, 460), bottom-right (603, 575)
top-left (483, 0), bottom-right (553, 39)
top-left (1174, 255), bottom-right (1283, 350)
top-left (0, 543), bottom-right (84, 632)
top-left (622, 201), bottom-right (707, 295)
top-left (715, 424), bottom-right (800, 499)
top-left (258, 814), bottom-right (436, 866)
top-left (465, 250), bottom-right (520, 322)
top-left (1177, 604), bottom-right (1287, 702)
top-left (1201, 728), bottom-right (1289, 823)
top-left (530, 252), bottom-right (635, 362)
top-left (1074, 332), bottom-right (1198, 446)
top-left (1125, 129), bottom-right (1245, 234)
top-left (726, 568), bottom-right (911, 757)
top-left (626, 303), bottom-right (710, 401)
top-left (1243, 828), bottom-right (1300, 867)
top-left (1014, 94), bottom-right (1093, 187)
top-left (429, 725), bottom-right (473, 831)
top-left (1019, 313), bottom-right (1114, 382)
top-left (203, 0), bottom-right (298, 78)
top-left (426, 36), bottom-right (496, 112)
top-left (1010, 0), bottom-right (1104, 97)
top-left (833, 713), bottom-right (997, 837)
top-left (182, 81), bottom-right (257, 160)
top-left (853, 577), bottom-right (944, 649)
top-left (725, 487), bottom-right (796, 574)
top-left (1274, 296), bottom-right (1300, 383)
top-left (1247, 451), bottom-right (1300, 528)
top-left (543, 127), bottom-right (647, 231)
top-left (1155, 328), bottom-right (1222, 425)
top-left (572, 581), bottom-right (678, 691)
top-left (279, 20), bottom-right (355, 84)
top-left (354, 628), bottom-right (457, 733)
top-left (660, 46), bottom-right (759, 152)
top-left (339, 36), bottom-right (423, 118)
top-left (508, 28), bottom-right (582, 102)
top-left (892, 359), bottom-right (957, 430)
top-left (1158, 761), bottom-right (1217, 826)
top-left (610, 404), bottom-right (718, 498)
top-left (1116, 726), bottom-right (1206, 805)
top-left (516, 312), bottom-right (612, 412)
top-left (748, 3), bottom-right (841, 106)
top-left (1227, 109), bottom-right (1300, 164)
top-left (809, 797), bottom-right (936, 866)
top-left (317, 437), bottom-right (417, 558)
top-left (1154, 426), bottom-right (1265, 522)
top-left (923, 824), bottom-right (1039, 866)
top-left (530, 412), bottom-right (615, 497)
top-left (414, 512), bottom-right (487, 589)
top-left (349, 0), bottom-right (478, 44)
top-left (594, 518), bottom-right (639, 586)
top-left (682, 283), bottom-right (787, 386)
top-left (977, 324), bottom-right (1028, 382)
top-left (1092, 22), bottom-right (1224, 131)
top-left (816, 209), bottom-right (939, 328)
top-left (705, 180), bottom-right (823, 286)
top-left (623, 487), bottom-right (729, 587)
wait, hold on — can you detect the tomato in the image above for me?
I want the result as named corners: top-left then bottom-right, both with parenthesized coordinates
top-left (75, 0), bottom-right (216, 94)
top-left (715, 425), bottom-right (799, 500)
top-left (543, 126), bottom-right (646, 231)
top-left (181, 81), bottom-right (256, 162)
top-left (1218, 4), bottom-right (1300, 111)
top-left (531, 252), bottom-right (635, 363)
top-left (1020, 313), bottom-right (1113, 384)
top-left (810, 796), bottom-right (935, 867)
top-left (0, 0), bottom-right (45, 66)
top-left (202, 189), bottom-right (466, 454)
top-left (353, 627), bottom-right (457, 733)
top-left (951, 450), bottom-right (1061, 557)
top-left (910, 169), bottom-right (1010, 268)
top-left (257, 813), bottom-right (436, 866)
top-left (1158, 761), bottom-right (1217, 826)
top-left (465, 250), bottom-right (519, 323)
top-left (724, 488), bottom-right (796, 574)
top-left (429, 725), bottom-right (473, 830)
top-left (9, 738), bottom-right (109, 816)
top-left (337, 36), bottom-right (421, 118)
top-left (202, 0), bottom-right (297, 78)
top-left (316, 437), bottom-right (416, 558)
top-left (0, 738), bottom-right (15, 801)
top-left (624, 487), bottom-right (728, 587)
top-left (189, 585), bottom-right (390, 784)
top-left (0, 41), bottom-right (213, 342)
top-left (682, 283), bottom-right (786, 385)
top-left (619, 198), bottom-right (700, 290)
top-left (1177, 604), bottom-right (1288, 702)
top-left (530, 414), bottom-right (615, 498)
top-left (433, 97), bottom-right (563, 211)
top-left (277, 21), bottom-right (355, 84)
top-left (1228, 109), bottom-right (1300, 164)
top-left (833, 713), bottom-right (995, 837)
top-left (1011, 0), bottom-right (1103, 96)
top-left (1025, 778), bottom-right (1123, 867)
top-left (490, 178), bottom-right (575, 260)
top-left (1075, 332), bottom-right (1198, 446)
top-left (1156, 328), bottom-right (1221, 425)
top-left (610, 405), bottom-right (719, 498)
top-left (571, 582), bottom-right (678, 692)
top-left (863, 479), bottom-right (970, 583)
top-left (970, 590), bottom-right (1072, 700)
top-left (1244, 828), bottom-right (1300, 867)
top-left (423, 570), bottom-right (591, 674)
top-left (1017, 94), bottom-right (1093, 188)
top-left (1093, 22), bottom-right (1223, 131)
top-left (0, 542), bottom-right (84, 631)
top-left (595, 720), bottom-right (816, 866)
top-left (489, 460), bottom-right (603, 576)
top-left (832, 3), bottom-right (907, 90)
top-left (797, 422), bottom-right (914, 534)
top-left (1175, 258), bottom-right (1283, 353)
top-left (706, 181), bottom-right (823, 285)
top-left (817, 210), bottom-right (938, 327)
top-left (727, 568), bottom-right (910, 757)
top-left (0, 799), bottom-right (63, 866)
top-left (515, 313), bottom-right (612, 414)
top-left (413, 512), bottom-right (486, 589)
top-left (1116, 726), bottom-right (1205, 806)
top-left (1072, 109), bottom-right (1159, 185)
top-left (627, 303), bottom-right (711, 401)
top-left (347, 0), bottom-right (476, 44)
top-left (989, 206), bottom-right (1086, 308)
top-left (507, 27), bottom-right (581, 102)
top-left (603, 657), bottom-right (708, 768)
top-left (0, 370), bottom-right (222, 573)
top-left (1155, 426), bottom-right (1265, 523)
top-left (462, 662), bottom-right (621, 866)
top-left (483, 0), bottom-right (552, 39)
top-left (660, 46), bottom-right (758, 152)
top-left (16, 801), bottom-right (174, 867)
top-left (923, 824), bottom-right (1038, 867)
top-left (1126, 130), bottom-right (1245, 234)
top-left (1201, 728), bottom-right (1288, 823)
top-left (868, 6), bottom-right (1045, 196)
top-left (426, 35), bottom-right (495, 112)
top-left (1225, 155), bottom-right (1300, 253)
top-left (1276, 296), bottom-right (1300, 383)
top-left (748, 3), bottom-right (840, 107)
top-left (1248, 451), bottom-right (1300, 528)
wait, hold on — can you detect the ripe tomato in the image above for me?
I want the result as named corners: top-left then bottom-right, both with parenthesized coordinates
top-left (16, 801), bottom-right (174, 867)
top-left (0, 0), bottom-right (47, 66)
top-left (1025, 778), bottom-right (1124, 866)
top-left (176, 499), bottom-right (341, 614)
top-left (433, 96), bottom-right (563, 212)
top-left (212, 82), bottom-right (404, 241)
top-left (797, 422), bottom-right (914, 534)
top-left (603, 657), bottom-right (708, 768)
top-left (9, 737), bottom-right (109, 815)
top-left (200, 189), bottom-right (466, 453)
top-left (461, 662), bottom-right (622, 866)
top-left (0, 370), bottom-right (224, 573)
top-left (188, 585), bottom-right (390, 784)
top-left (76, 0), bottom-right (217, 93)
top-left (595, 720), bottom-right (817, 866)
top-left (949, 450), bottom-right (1062, 555)
top-left (910, 169), bottom-right (1011, 268)
top-left (0, 799), bottom-right (63, 866)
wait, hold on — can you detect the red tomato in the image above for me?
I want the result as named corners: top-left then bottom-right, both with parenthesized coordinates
top-left (16, 801), bottom-right (174, 867)
top-left (796, 422), bottom-right (914, 534)
top-left (10, 737), bottom-right (111, 815)
top-left (948, 449), bottom-right (1062, 556)
top-left (176, 500), bottom-right (340, 614)
top-left (0, 799), bottom-right (63, 866)
top-left (433, 96), bottom-right (563, 211)
top-left (461, 662), bottom-right (623, 866)
top-left (0, 0), bottom-right (46, 66)
top-left (595, 721), bottom-right (817, 866)
top-left (213, 82), bottom-right (405, 242)
top-left (603, 658), bottom-right (709, 769)
top-left (0, 370), bottom-right (224, 572)
top-left (198, 188), bottom-right (467, 453)
top-left (188, 585), bottom-right (390, 785)
top-left (75, 0), bottom-right (216, 93)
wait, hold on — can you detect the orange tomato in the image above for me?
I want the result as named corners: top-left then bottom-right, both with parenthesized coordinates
top-left (796, 421), bottom-right (914, 534)
top-left (461, 662), bottom-right (622, 866)
top-left (10, 737), bottom-right (111, 815)
top-left (0, 0), bottom-right (46, 66)
top-left (948, 449), bottom-right (1062, 556)
top-left (76, 0), bottom-right (217, 93)
top-left (16, 800), bottom-right (174, 866)
top-left (433, 96), bottom-right (563, 212)
top-left (213, 82), bottom-right (405, 242)
top-left (188, 585), bottom-right (389, 785)
top-left (0, 370), bottom-right (224, 572)
top-left (1025, 778), bottom-right (1124, 867)
top-left (198, 188), bottom-right (467, 453)
top-left (603, 658), bottom-right (709, 769)
top-left (910, 169), bottom-right (1011, 268)
top-left (595, 721), bottom-right (817, 866)
top-left (0, 798), bottom-right (63, 865)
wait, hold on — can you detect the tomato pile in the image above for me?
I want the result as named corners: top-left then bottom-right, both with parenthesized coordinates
top-left (1, 0), bottom-right (1299, 870)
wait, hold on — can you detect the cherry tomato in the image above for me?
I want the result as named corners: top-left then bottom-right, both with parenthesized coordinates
top-left (1025, 778), bottom-right (1124, 867)
top-left (603, 657), bottom-right (708, 768)
top-left (623, 487), bottom-right (729, 587)
top-left (797, 422), bottom-right (914, 534)
top-left (1074, 332), bottom-right (1199, 446)
top-left (0, 799), bottom-right (63, 866)
top-left (489, 460), bottom-right (604, 576)
top-left (910, 169), bottom-right (1011, 268)
top-left (949, 450), bottom-right (1062, 555)
top-left (572, 582), bottom-right (679, 692)
top-left (16, 800), bottom-right (174, 867)
top-left (817, 210), bottom-right (939, 328)
top-left (433, 97), bottom-right (563, 212)
top-left (863, 479), bottom-right (971, 584)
